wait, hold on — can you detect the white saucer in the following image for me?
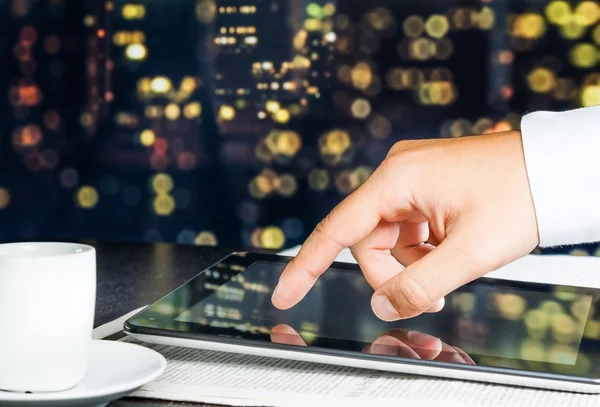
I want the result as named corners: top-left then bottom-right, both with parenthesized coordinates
top-left (0, 340), bottom-right (167, 406)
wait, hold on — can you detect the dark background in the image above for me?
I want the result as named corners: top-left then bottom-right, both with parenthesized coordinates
top-left (0, 0), bottom-right (599, 255)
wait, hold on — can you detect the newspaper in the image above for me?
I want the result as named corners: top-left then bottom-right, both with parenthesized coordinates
top-left (104, 247), bottom-right (600, 406)
top-left (123, 335), bottom-right (600, 407)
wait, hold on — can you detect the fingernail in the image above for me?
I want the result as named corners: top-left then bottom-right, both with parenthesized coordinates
top-left (272, 283), bottom-right (281, 300)
top-left (372, 295), bottom-right (400, 321)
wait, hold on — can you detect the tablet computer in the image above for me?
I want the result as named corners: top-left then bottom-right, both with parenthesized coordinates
top-left (124, 252), bottom-right (600, 393)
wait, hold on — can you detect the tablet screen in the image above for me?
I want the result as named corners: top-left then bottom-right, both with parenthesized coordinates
top-left (127, 252), bottom-right (600, 378)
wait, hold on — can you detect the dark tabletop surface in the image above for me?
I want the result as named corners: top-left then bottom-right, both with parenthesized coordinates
top-left (76, 239), bottom-right (269, 407)
top-left (86, 239), bottom-right (233, 328)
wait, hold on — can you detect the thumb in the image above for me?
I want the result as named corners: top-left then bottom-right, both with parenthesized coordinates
top-left (371, 230), bottom-right (485, 321)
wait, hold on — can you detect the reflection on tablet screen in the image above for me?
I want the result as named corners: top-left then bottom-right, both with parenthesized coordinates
top-left (175, 261), bottom-right (594, 367)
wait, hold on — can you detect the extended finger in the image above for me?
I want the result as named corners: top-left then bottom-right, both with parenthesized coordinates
top-left (272, 164), bottom-right (412, 310)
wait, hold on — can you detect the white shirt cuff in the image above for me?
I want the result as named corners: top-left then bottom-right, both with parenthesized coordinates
top-left (520, 105), bottom-right (600, 247)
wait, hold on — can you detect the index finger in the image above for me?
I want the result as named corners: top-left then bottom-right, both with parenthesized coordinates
top-left (272, 166), bottom-right (408, 310)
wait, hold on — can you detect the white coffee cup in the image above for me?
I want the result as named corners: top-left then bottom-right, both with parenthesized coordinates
top-left (0, 242), bottom-right (96, 393)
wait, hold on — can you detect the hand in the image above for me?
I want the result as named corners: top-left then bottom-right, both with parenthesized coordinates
top-left (270, 324), bottom-right (475, 365)
top-left (272, 131), bottom-right (539, 320)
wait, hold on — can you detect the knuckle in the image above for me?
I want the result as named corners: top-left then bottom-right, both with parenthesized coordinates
top-left (314, 218), bottom-right (327, 236)
top-left (314, 214), bottom-right (333, 237)
top-left (377, 153), bottom-right (418, 215)
top-left (380, 152), bottom-right (403, 174)
top-left (376, 155), bottom-right (405, 192)
top-left (386, 143), bottom-right (402, 158)
top-left (381, 145), bottom-right (424, 179)
top-left (387, 140), bottom-right (419, 158)
top-left (313, 214), bottom-right (343, 250)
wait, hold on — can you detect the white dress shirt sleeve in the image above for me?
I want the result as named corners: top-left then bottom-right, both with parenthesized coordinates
top-left (520, 105), bottom-right (600, 248)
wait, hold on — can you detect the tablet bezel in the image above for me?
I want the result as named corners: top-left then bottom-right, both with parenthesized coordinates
top-left (124, 252), bottom-right (600, 384)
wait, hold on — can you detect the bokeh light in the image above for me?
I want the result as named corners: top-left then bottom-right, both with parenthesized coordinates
top-left (249, 172), bottom-right (275, 199)
top-left (152, 173), bottom-right (174, 194)
top-left (410, 38), bottom-right (436, 60)
top-left (513, 13), bottom-right (546, 39)
top-left (2, 0), bottom-right (600, 273)
top-left (165, 104), bottom-right (181, 120)
top-left (219, 105), bottom-right (236, 121)
top-left (122, 4), bottom-right (145, 20)
top-left (495, 293), bottom-right (527, 320)
top-left (386, 68), bottom-right (404, 90)
top-left (195, 231), bottom-right (218, 246)
top-left (403, 15), bottom-right (424, 38)
top-left (196, 0), bottom-right (217, 24)
top-left (350, 98), bottom-right (371, 119)
top-left (593, 25), bottom-right (600, 45)
top-left (570, 248), bottom-right (590, 257)
top-left (83, 15), bottom-right (96, 27)
top-left (527, 67), bottom-right (557, 93)
top-left (308, 169), bottom-right (330, 191)
top-left (276, 174), bottom-right (298, 197)
top-left (150, 77), bottom-right (172, 93)
top-left (448, 119), bottom-right (472, 138)
top-left (560, 19), bottom-right (586, 40)
top-left (153, 195), bottom-right (175, 216)
top-left (402, 68), bottom-right (425, 89)
top-left (569, 43), bottom-right (597, 69)
top-left (574, 1), bottom-right (598, 26)
top-left (265, 130), bottom-right (302, 157)
top-left (260, 226), bottom-right (286, 249)
top-left (126, 43), bottom-right (147, 61)
top-left (140, 129), bottom-right (156, 146)
top-left (184, 102), bottom-right (202, 119)
top-left (351, 62), bottom-right (373, 90)
top-left (477, 7), bottom-right (495, 30)
top-left (581, 85), bottom-right (600, 107)
top-left (319, 129), bottom-right (351, 156)
top-left (425, 15), bottom-right (449, 39)
top-left (76, 186), bottom-right (99, 209)
top-left (0, 188), bottom-right (11, 210)
top-left (12, 125), bottom-right (42, 148)
top-left (545, 1), bottom-right (571, 25)
top-left (273, 108), bottom-right (291, 124)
